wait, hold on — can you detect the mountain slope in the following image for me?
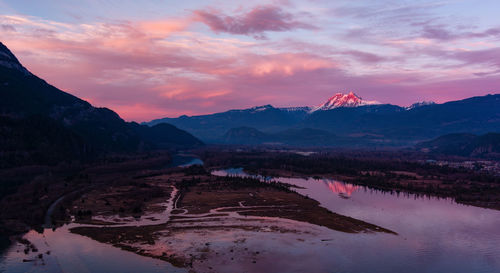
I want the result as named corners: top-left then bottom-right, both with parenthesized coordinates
top-left (303, 94), bottom-right (500, 141)
top-left (0, 41), bottom-right (202, 166)
top-left (222, 127), bottom-right (271, 145)
top-left (134, 122), bottom-right (203, 148)
top-left (147, 105), bottom-right (309, 141)
top-left (303, 104), bottom-right (405, 135)
top-left (221, 126), bottom-right (360, 146)
top-left (0, 115), bottom-right (89, 169)
top-left (416, 133), bottom-right (500, 159)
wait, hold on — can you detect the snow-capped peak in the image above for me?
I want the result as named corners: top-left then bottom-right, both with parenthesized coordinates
top-left (312, 92), bottom-right (380, 111)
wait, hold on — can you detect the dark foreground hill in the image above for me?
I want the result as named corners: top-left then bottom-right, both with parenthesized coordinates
top-left (0, 42), bottom-right (202, 168)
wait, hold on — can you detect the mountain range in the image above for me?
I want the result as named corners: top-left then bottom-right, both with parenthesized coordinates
top-left (0, 42), bottom-right (202, 168)
top-left (2, 39), bottom-right (498, 154)
top-left (146, 92), bottom-right (500, 147)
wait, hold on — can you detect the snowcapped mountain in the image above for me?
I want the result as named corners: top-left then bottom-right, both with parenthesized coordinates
top-left (311, 92), bottom-right (380, 111)
top-left (146, 92), bottom-right (500, 145)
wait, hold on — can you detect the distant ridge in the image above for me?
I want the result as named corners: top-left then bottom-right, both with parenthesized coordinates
top-left (145, 93), bottom-right (500, 146)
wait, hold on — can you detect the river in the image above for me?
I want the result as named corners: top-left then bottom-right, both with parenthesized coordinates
top-left (0, 155), bottom-right (204, 273)
top-left (1, 160), bottom-right (499, 273)
top-left (212, 168), bottom-right (500, 273)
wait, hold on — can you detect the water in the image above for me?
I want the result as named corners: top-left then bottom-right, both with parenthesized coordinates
top-left (2, 160), bottom-right (498, 273)
top-left (168, 153), bottom-right (204, 168)
top-left (0, 226), bottom-right (184, 273)
top-left (212, 168), bottom-right (500, 273)
top-left (0, 188), bottom-right (186, 273)
top-left (0, 154), bottom-right (202, 273)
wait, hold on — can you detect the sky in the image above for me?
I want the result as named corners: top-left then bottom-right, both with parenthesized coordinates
top-left (1, 0), bottom-right (499, 121)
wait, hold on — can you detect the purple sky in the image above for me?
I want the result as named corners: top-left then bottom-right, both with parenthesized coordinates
top-left (1, 0), bottom-right (499, 121)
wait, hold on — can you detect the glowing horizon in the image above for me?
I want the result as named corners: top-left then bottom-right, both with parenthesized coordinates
top-left (1, 0), bottom-right (499, 121)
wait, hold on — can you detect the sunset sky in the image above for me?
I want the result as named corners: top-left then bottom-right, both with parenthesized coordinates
top-left (1, 0), bottom-right (499, 121)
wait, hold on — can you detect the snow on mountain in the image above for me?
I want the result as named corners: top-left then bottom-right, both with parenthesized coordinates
top-left (227, 105), bottom-right (274, 113)
top-left (234, 105), bottom-right (312, 113)
top-left (278, 106), bottom-right (312, 112)
top-left (249, 105), bottom-right (274, 112)
top-left (406, 101), bottom-right (436, 110)
top-left (311, 92), bottom-right (380, 111)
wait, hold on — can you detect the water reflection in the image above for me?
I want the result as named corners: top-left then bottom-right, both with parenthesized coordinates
top-left (2, 165), bottom-right (498, 273)
top-left (322, 180), bottom-right (359, 197)
top-left (0, 155), bottom-right (203, 273)
top-left (0, 225), bottom-right (185, 273)
top-left (213, 168), bottom-right (500, 273)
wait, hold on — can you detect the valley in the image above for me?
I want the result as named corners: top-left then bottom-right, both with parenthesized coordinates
top-left (2, 152), bottom-right (499, 273)
top-left (1, 156), bottom-right (396, 272)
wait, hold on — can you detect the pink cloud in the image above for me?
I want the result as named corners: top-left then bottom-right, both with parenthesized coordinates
top-left (1, 10), bottom-right (498, 122)
top-left (420, 24), bottom-right (500, 41)
top-left (193, 5), bottom-right (317, 38)
top-left (340, 50), bottom-right (387, 63)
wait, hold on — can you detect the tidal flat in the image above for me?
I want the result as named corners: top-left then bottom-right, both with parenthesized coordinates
top-left (2, 154), bottom-right (499, 273)
top-left (67, 167), bottom-right (394, 271)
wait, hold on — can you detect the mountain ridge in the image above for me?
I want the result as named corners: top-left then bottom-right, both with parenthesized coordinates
top-left (145, 93), bottom-right (500, 146)
top-left (0, 41), bottom-right (202, 167)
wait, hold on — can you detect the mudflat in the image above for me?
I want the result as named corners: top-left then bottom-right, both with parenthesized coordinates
top-left (69, 166), bottom-right (395, 270)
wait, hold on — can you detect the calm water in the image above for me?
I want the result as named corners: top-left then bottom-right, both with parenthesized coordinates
top-left (2, 161), bottom-right (499, 273)
top-left (0, 155), bottom-right (205, 273)
top-left (212, 168), bottom-right (500, 273)
top-left (0, 154), bottom-right (203, 273)
top-left (0, 225), bottom-right (184, 273)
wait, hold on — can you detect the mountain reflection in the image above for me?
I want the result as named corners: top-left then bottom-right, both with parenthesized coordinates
top-left (323, 180), bottom-right (359, 197)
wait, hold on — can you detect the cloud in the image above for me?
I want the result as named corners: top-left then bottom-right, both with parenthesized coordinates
top-left (1, 24), bottom-right (16, 32)
top-left (416, 46), bottom-right (500, 72)
top-left (331, 1), bottom-right (445, 27)
top-left (420, 25), bottom-right (456, 41)
top-left (340, 50), bottom-right (387, 63)
top-left (420, 24), bottom-right (500, 41)
top-left (452, 47), bottom-right (500, 69)
top-left (0, 14), bottom-right (335, 120)
top-left (193, 5), bottom-right (317, 39)
top-left (473, 69), bottom-right (500, 77)
top-left (1, 1), bottom-right (499, 122)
